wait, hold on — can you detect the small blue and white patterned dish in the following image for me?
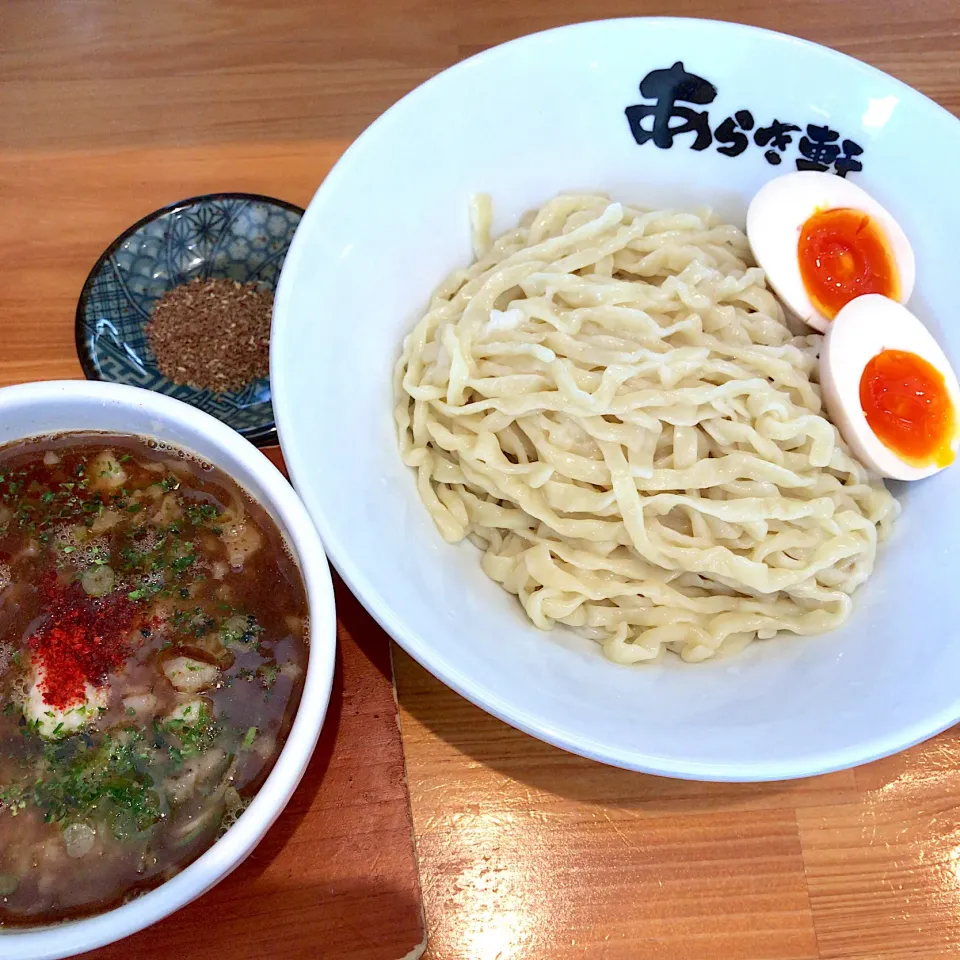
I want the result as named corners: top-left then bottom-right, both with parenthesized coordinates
top-left (76, 192), bottom-right (303, 448)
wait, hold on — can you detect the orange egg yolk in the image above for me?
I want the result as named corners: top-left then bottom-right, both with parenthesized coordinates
top-left (859, 349), bottom-right (956, 467)
top-left (798, 207), bottom-right (900, 320)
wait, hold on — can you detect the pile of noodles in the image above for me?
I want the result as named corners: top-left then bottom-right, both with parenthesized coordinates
top-left (395, 194), bottom-right (898, 663)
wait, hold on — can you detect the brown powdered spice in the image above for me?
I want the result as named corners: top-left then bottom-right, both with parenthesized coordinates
top-left (146, 278), bottom-right (273, 393)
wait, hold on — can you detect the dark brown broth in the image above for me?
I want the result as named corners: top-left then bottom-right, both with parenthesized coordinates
top-left (0, 433), bottom-right (308, 925)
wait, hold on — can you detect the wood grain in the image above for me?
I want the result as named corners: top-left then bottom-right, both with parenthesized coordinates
top-left (1, 0), bottom-right (958, 153)
top-left (396, 652), bottom-right (960, 960)
top-left (3, 2), bottom-right (960, 959)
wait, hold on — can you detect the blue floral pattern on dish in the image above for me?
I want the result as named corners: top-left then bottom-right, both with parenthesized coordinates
top-left (75, 193), bottom-right (303, 448)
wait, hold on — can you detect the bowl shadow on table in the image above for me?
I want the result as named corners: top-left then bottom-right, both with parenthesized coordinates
top-left (333, 577), bottom-right (395, 685)
top-left (241, 578), bottom-right (406, 880)
top-left (392, 636), bottom-right (910, 814)
top-left (239, 645), bottom-right (345, 878)
top-left (237, 575), bottom-right (415, 869)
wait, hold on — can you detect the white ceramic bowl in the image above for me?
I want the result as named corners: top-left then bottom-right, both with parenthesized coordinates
top-left (0, 381), bottom-right (335, 959)
top-left (272, 18), bottom-right (960, 781)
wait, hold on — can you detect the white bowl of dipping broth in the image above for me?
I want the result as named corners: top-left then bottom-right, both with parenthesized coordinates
top-left (272, 18), bottom-right (960, 781)
top-left (0, 380), bottom-right (335, 959)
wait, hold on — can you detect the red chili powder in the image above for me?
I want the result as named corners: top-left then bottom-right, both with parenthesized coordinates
top-left (29, 577), bottom-right (138, 710)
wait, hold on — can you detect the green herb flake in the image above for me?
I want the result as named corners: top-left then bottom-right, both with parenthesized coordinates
top-left (163, 705), bottom-right (223, 760)
top-left (12, 731), bottom-right (164, 837)
top-left (258, 664), bottom-right (279, 688)
top-left (0, 785), bottom-right (27, 817)
top-left (170, 554), bottom-right (195, 573)
top-left (185, 502), bottom-right (221, 528)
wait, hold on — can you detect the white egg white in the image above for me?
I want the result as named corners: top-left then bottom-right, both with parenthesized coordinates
top-left (820, 294), bottom-right (959, 480)
top-left (23, 659), bottom-right (109, 740)
top-left (746, 171), bottom-right (915, 333)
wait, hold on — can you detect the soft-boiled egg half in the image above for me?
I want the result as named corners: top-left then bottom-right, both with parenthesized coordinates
top-left (747, 171), bottom-right (916, 332)
top-left (821, 295), bottom-right (959, 480)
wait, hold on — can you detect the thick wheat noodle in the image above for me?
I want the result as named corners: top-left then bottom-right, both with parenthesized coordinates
top-left (395, 193), bottom-right (899, 663)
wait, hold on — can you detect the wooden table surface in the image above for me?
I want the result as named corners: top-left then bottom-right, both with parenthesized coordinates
top-left (3, 3), bottom-right (960, 959)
